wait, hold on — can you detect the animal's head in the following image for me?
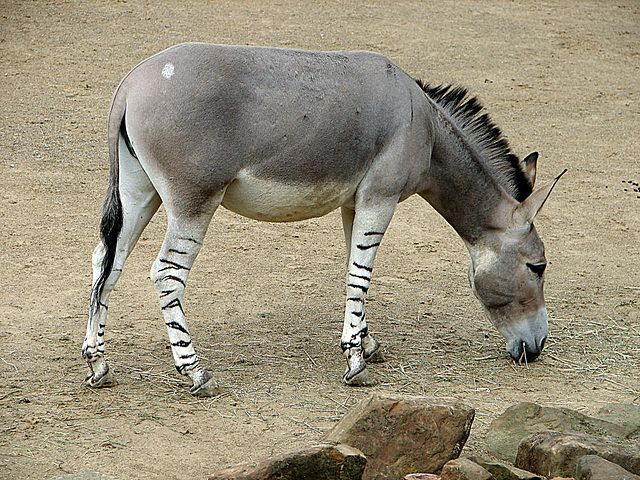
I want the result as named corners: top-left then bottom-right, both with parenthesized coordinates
top-left (467, 153), bottom-right (565, 362)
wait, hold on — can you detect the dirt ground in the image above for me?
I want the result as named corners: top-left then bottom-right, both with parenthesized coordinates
top-left (0, 1), bottom-right (638, 479)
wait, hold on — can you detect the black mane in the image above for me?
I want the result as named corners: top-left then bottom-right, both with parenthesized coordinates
top-left (415, 79), bottom-right (533, 202)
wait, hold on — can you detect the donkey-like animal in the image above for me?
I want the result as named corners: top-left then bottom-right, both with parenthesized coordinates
top-left (83, 43), bottom-right (564, 395)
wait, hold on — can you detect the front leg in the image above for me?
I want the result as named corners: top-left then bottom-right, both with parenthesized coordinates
top-left (340, 203), bottom-right (396, 386)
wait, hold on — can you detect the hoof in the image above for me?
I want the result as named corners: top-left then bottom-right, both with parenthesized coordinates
top-left (362, 334), bottom-right (384, 363)
top-left (363, 345), bottom-right (385, 363)
top-left (85, 366), bottom-right (117, 388)
top-left (343, 367), bottom-right (377, 387)
top-left (190, 373), bottom-right (221, 397)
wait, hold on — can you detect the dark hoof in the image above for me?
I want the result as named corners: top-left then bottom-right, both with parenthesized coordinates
top-left (343, 367), bottom-right (377, 387)
top-left (85, 367), bottom-right (117, 388)
top-left (190, 373), bottom-right (220, 397)
top-left (363, 345), bottom-right (385, 363)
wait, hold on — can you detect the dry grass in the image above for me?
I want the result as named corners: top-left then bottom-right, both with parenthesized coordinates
top-left (1, 0), bottom-right (638, 478)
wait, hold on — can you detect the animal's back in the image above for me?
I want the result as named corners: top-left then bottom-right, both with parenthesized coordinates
top-left (117, 43), bottom-right (418, 187)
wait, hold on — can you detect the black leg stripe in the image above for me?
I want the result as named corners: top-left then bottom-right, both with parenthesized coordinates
top-left (159, 259), bottom-right (191, 271)
top-left (176, 359), bottom-right (198, 374)
top-left (165, 320), bottom-right (189, 335)
top-left (178, 359), bottom-right (198, 368)
top-left (350, 327), bottom-right (368, 340)
top-left (168, 248), bottom-right (188, 255)
top-left (160, 289), bottom-right (177, 298)
top-left (351, 310), bottom-right (363, 317)
top-left (171, 340), bottom-right (192, 348)
top-left (353, 262), bottom-right (373, 272)
top-left (162, 299), bottom-right (184, 314)
top-left (178, 237), bottom-right (202, 246)
top-left (357, 242), bottom-right (381, 250)
top-left (349, 272), bottom-right (371, 281)
top-left (364, 231), bottom-right (384, 236)
top-left (347, 296), bottom-right (364, 303)
top-left (161, 275), bottom-right (186, 286)
top-left (348, 283), bottom-right (369, 293)
top-left (341, 341), bottom-right (360, 351)
top-left (345, 325), bottom-right (369, 343)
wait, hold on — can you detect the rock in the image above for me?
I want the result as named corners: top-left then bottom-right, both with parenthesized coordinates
top-left (594, 403), bottom-right (640, 439)
top-left (404, 475), bottom-right (441, 480)
top-left (207, 443), bottom-right (367, 480)
top-left (515, 431), bottom-right (640, 478)
top-left (440, 458), bottom-right (494, 480)
top-left (324, 393), bottom-right (475, 480)
top-left (468, 457), bottom-right (544, 480)
top-left (574, 455), bottom-right (640, 480)
top-left (486, 402), bottom-right (630, 462)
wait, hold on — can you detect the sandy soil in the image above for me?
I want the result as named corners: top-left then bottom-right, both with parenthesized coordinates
top-left (0, 1), bottom-right (638, 479)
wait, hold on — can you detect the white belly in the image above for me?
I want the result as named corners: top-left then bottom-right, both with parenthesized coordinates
top-left (221, 169), bottom-right (355, 222)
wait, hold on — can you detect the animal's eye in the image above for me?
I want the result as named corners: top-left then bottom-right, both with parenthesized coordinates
top-left (526, 262), bottom-right (546, 277)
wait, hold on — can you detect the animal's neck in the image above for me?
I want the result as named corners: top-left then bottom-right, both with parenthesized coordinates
top-left (420, 108), bottom-right (515, 244)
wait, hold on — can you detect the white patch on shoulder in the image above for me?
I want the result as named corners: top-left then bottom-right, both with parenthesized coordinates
top-left (161, 63), bottom-right (175, 79)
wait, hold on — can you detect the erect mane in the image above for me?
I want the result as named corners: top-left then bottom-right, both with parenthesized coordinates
top-left (415, 79), bottom-right (533, 202)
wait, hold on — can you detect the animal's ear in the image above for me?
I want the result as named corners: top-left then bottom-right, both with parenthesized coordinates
top-left (521, 152), bottom-right (539, 187)
top-left (512, 169), bottom-right (567, 228)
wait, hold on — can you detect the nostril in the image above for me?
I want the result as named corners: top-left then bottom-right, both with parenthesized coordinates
top-left (509, 341), bottom-right (542, 364)
top-left (524, 341), bottom-right (542, 362)
top-left (526, 346), bottom-right (541, 362)
top-left (539, 336), bottom-right (547, 351)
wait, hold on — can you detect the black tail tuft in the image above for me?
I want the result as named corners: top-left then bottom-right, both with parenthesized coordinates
top-left (91, 167), bottom-right (123, 313)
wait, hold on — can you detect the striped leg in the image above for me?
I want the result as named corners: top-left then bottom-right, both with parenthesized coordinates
top-left (84, 241), bottom-right (119, 387)
top-left (340, 202), bottom-right (396, 386)
top-left (83, 143), bottom-right (161, 388)
top-left (150, 217), bottom-right (218, 396)
top-left (341, 207), bottom-right (385, 364)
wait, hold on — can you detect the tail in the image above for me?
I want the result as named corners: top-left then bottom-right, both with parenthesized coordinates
top-left (91, 94), bottom-right (129, 312)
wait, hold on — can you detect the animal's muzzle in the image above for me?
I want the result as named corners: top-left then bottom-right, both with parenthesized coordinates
top-left (509, 335), bottom-right (547, 363)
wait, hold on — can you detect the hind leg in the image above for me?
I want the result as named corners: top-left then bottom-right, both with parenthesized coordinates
top-left (83, 145), bottom-right (161, 387)
top-left (83, 241), bottom-right (118, 387)
top-left (150, 208), bottom-right (220, 396)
